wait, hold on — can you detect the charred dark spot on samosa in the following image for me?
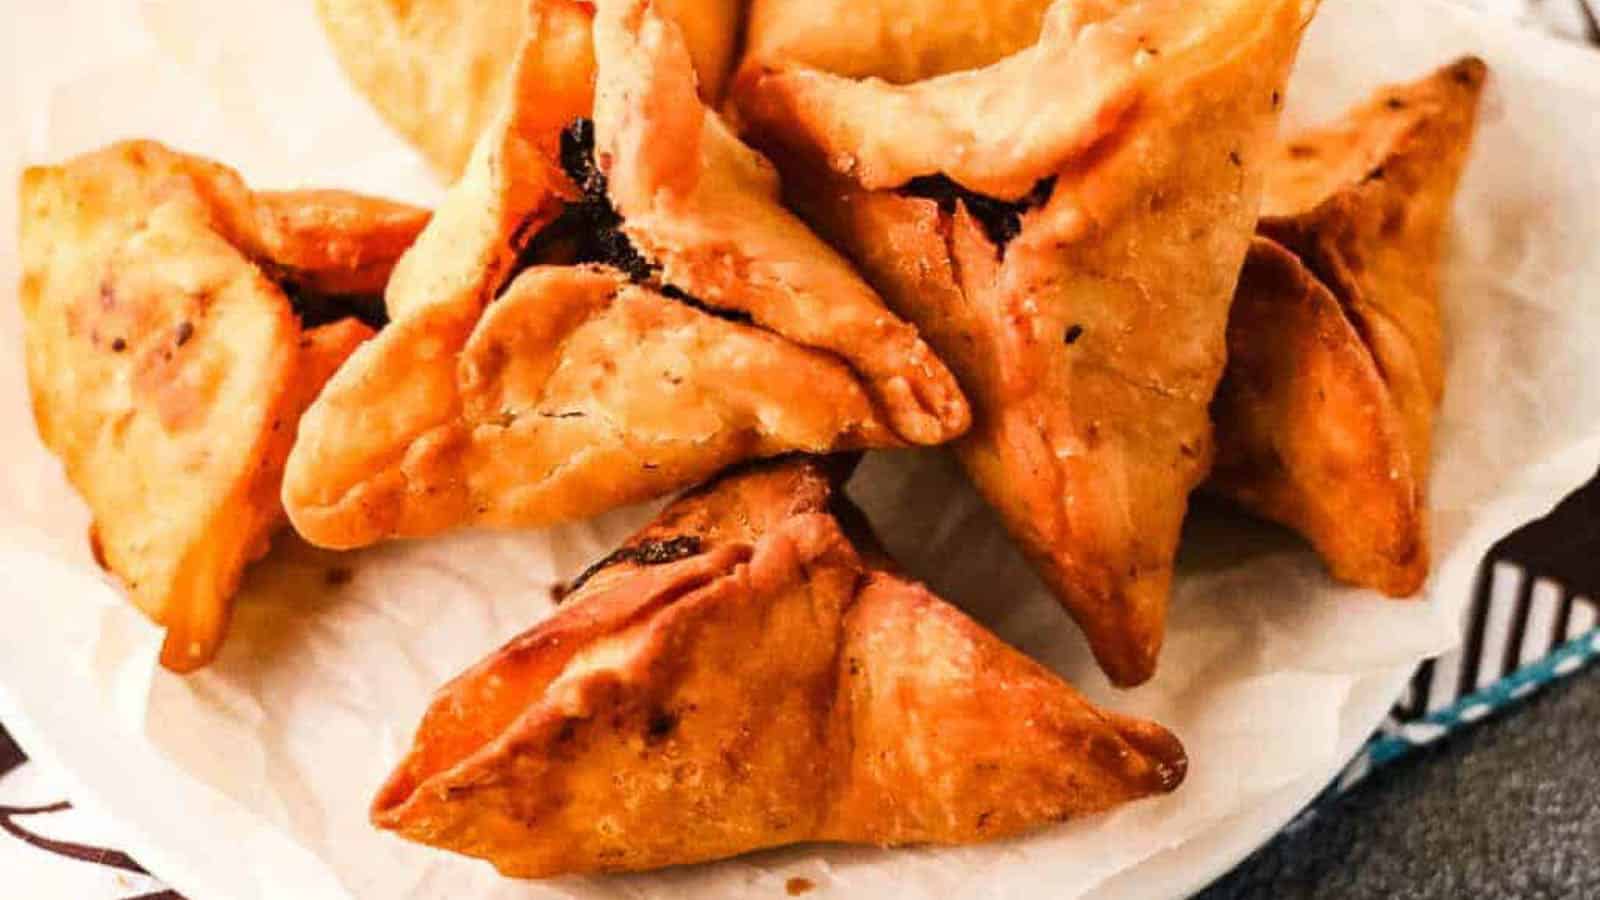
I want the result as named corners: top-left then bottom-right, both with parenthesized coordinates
top-left (1450, 58), bottom-right (1486, 87)
top-left (564, 535), bottom-right (705, 596)
top-left (506, 119), bottom-right (752, 325)
top-left (897, 174), bottom-right (1057, 255)
top-left (645, 709), bottom-right (678, 742)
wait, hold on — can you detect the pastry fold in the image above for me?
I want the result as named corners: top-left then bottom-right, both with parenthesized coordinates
top-left (735, 0), bottom-right (1315, 685)
top-left (285, 0), bottom-right (967, 550)
top-left (317, 0), bottom-right (745, 179)
top-left (373, 457), bottom-right (1186, 877)
top-left (740, 0), bottom-right (1051, 85)
top-left (1211, 58), bottom-right (1488, 596)
top-left (18, 141), bottom-right (427, 670)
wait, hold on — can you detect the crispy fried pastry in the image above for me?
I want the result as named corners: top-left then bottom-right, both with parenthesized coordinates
top-left (1211, 58), bottom-right (1488, 596)
top-left (285, 0), bottom-right (967, 550)
top-left (740, 0), bottom-right (1050, 85)
top-left (372, 457), bottom-right (1186, 877)
top-left (735, 0), bottom-right (1315, 685)
top-left (317, 0), bottom-right (745, 179)
top-left (18, 141), bottom-right (426, 670)
top-left (1212, 239), bottom-right (1423, 595)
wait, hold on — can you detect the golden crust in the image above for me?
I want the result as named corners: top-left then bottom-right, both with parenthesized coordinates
top-left (740, 0), bottom-right (1049, 85)
top-left (18, 141), bottom-right (420, 670)
top-left (1211, 240), bottom-right (1424, 595)
top-left (1259, 56), bottom-right (1487, 478)
top-left (736, 0), bottom-right (1317, 200)
top-left (372, 458), bottom-right (1185, 877)
top-left (245, 189), bottom-right (437, 296)
top-left (285, 0), bottom-right (966, 550)
top-left (316, 0), bottom-right (745, 180)
top-left (736, 0), bottom-right (1314, 685)
top-left (291, 265), bottom-right (894, 545)
top-left (594, 0), bottom-right (969, 444)
top-left (1210, 58), bottom-right (1488, 596)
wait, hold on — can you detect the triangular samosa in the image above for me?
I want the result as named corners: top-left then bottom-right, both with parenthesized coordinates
top-left (285, 0), bottom-right (967, 550)
top-left (317, 0), bottom-right (746, 179)
top-left (372, 456), bottom-right (1185, 877)
top-left (19, 141), bottom-right (427, 670)
top-left (1211, 57), bottom-right (1488, 596)
top-left (734, 0), bottom-right (1316, 685)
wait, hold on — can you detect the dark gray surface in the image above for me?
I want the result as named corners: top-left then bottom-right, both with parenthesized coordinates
top-left (1199, 663), bottom-right (1600, 899)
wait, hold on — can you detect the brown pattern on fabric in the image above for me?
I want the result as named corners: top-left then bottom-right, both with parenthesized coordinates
top-left (0, 726), bottom-right (22, 778)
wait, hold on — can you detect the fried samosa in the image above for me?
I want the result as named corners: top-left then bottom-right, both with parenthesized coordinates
top-left (372, 457), bottom-right (1186, 877)
top-left (317, 0), bottom-right (745, 179)
top-left (18, 141), bottom-right (428, 670)
top-left (285, 0), bottom-right (967, 550)
top-left (734, 0), bottom-right (1316, 685)
top-left (1210, 58), bottom-right (1488, 596)
top-left (740, 0), bottom-right (1051, 85)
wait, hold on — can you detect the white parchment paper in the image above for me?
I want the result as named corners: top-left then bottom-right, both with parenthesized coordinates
top-left (2, 1), bottom-right (1598, 898)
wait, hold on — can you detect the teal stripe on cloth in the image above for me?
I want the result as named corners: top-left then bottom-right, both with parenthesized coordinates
top-left (1281, 625), bottom-right (1600, 829)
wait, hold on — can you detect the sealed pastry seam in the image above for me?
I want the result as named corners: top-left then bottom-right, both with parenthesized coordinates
top-left (372, 458), bottom-right (1186, 877)
top-left (738, 0), bottom-right (1320, 200)
top-left (285, 0), bottom-right (968, 550)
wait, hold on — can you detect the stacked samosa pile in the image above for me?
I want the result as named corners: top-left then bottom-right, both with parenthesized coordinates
top-left (343, 0), bottom-right (1296, 871)
top-left (283, 0), bottom-right (968, 550)
top-left (737, 0), bottom-right (1319, 685)
top-left (15, 0), bottom-right (1489, 880)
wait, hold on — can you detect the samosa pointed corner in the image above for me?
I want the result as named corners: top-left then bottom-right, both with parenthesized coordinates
top-left (371, 457), bottom-right (1184, 876)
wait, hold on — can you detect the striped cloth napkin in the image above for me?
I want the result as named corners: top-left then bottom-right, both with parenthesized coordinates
top-left (1324, 470), bottom-right (1600, 801)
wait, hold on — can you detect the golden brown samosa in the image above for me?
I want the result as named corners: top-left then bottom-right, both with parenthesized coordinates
top-left (1211, 58), bottom-right (1489, 596)
top-left (372, 457), bottom-right (1186, 877)
top-left (18, 141), bottom-right (427, 670)
top-left (735, 0), bottom-right (1316, 685)
top-left (285, 0), bottom-right (967, 551)
top-left (1213, 239), bottom-right (1424, 594)
top-left (317, 0), bottom-right (745, 180)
